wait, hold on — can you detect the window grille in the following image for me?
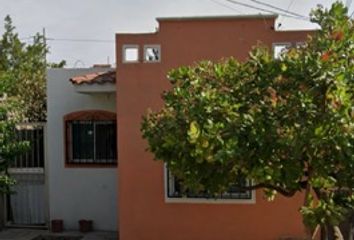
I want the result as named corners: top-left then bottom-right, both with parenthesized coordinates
top-left (11, 125), bottom-right (45, 169)
top-left (166, 169), bottom-right (252, 200)
top-left (66, 120), bottom-right (117, 164)
top-left (144, 45), bottom-right (161, 62)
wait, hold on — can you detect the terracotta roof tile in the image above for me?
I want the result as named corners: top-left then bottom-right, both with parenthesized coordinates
top-left (70, 70), bottom-right (116, 85)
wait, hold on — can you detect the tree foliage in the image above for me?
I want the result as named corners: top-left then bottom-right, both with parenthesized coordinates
top-left (142, 2), bottom-right (354, 238)
top-left (0, 103), bottom-right (29, 194)
top-left (0, 15), bottom-right (65, 122)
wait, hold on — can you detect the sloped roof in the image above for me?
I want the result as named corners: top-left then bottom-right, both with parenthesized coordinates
top-left (70, 70), bottom-right (116, 85)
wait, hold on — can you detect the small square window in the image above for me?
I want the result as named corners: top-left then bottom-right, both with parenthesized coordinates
top-left (273, 43), bottom-right (291, 59)
top-left (144, 45), bottom-right (161, 63)
top-left (123, 45), bottom-right (139, 63)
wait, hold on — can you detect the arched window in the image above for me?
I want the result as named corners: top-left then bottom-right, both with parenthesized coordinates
top-left (64, 110), bottom-right (117, 166)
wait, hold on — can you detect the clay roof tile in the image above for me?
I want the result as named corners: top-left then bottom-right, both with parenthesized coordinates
top-left (70, 70), bottom-right (116, 85)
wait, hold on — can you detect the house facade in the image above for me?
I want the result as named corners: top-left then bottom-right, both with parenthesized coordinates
top-left (116, 15), bottom-right (314, 240)
top-left (46, 67), bottom-right (118, 231)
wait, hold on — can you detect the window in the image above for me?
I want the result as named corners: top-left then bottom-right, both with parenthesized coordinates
top-left (273, 43), bottom-right (291, 59)
top-left (144, 45), bottom-right (161, 62)
top-left (123, 45), bottom-right (139, 63)
top-left (64, 110), bottom-right (117, 166)
top-left (296, 42), bottom-right (306, 48)
top-left (166, 168), bottom-right (254, 203)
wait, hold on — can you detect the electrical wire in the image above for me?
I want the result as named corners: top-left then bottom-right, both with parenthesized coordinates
top-left (347, 0), bottom-right (354, 17)
top-left (224, 0), bottom-right (310, 21)
top-left (346, 0), bottom-right (353, 9)
top-left (247, 0), bottom-right (308, 19)
top-left (209, 0), bottom-right (243, 14)
top-left (286, 0), bottom-right (295, 12)
top-left (46, 38), bottom-right (114, 43)
top-left (20, 36), bottom-right (114, 44)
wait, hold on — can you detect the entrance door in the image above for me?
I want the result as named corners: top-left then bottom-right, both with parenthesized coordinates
top-left (6, 123), bottom-right (46, 226)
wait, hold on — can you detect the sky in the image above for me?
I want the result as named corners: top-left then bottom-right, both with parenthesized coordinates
top-left (0, 0), bottom-right (350, 68)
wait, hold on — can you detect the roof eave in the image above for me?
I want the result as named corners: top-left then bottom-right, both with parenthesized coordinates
top-left (156, 14), bottom-right (278, 22)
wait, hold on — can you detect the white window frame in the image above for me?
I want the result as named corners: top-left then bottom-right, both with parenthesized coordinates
top-left (144, 45), bottom-right (161, 63)
top-left (272, 42), bottom-right (291, 59)
top-left (164, 166), bottom-right (256, 204)
top-left (122, 44), bottom-right (139, 63)
top-left (295, 42), bottom-right (306, 48)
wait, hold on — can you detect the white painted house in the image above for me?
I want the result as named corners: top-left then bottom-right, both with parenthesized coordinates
top-left (46, 67), bottom-right (117, 231)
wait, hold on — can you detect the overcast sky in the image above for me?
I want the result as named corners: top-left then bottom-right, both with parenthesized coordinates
top-left (0, 0), bottom-right (350, 67)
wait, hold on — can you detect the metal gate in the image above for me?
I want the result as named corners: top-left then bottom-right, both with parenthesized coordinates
top-left (6, 123), bottom-right (47, 227)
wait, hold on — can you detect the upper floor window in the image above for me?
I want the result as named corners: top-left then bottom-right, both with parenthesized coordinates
top-left (273, 43), bottom-right (291, 59)
top-left (123, 45), bottom-right (139, 63)
top-left (144, 45), bottom-right (161, 63)
top-left (64, 110), bottom-right (117, 166)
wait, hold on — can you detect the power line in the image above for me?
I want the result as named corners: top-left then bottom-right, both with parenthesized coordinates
top-left (346, 0), bottom-right (353, 8)
top-left (286, 0), bottom-right (295, 12)
top-left (247, 0), bottom-right (308, 19)
top-left (46, 38), bottom-right (114, 43)
top-left (20, 36), bottom-right (114, 44)
top-left (224, 0), bottom-right (310, 21)
top-left (209, 0), bottom-right (243, 14)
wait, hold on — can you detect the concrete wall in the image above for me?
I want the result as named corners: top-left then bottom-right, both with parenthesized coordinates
top-left (47, 68), bottom-right (117, 231)
top-left (116, 16), bottom-right (314, 240)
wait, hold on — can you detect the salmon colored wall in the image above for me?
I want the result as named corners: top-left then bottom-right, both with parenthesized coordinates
top-left (116, 16), bottom-right (314, 240)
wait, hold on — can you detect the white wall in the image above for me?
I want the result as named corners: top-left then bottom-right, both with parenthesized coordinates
top-left (46, 68), bottom-right (117, 231)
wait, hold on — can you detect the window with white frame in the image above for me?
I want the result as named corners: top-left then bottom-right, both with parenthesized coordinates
top-left (296, 42), bottom-right (306, 48)
top-left (123, 45), bottom-right (139, 63)
top-left (144, 45), bottom-right (161, 62)
top-left (273, 43), bottom-right (291, 59)
top-left (166, 168), bottom-right (253, 200)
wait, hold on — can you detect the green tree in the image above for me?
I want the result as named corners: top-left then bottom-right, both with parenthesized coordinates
top-left (0, 103), bottom-right (29, 194)
top-left (142, 2), bottom-right (354, 239)
top-left (0, 15), bottom-right (65, 122)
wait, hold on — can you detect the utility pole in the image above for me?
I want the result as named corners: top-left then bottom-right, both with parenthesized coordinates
top-left (42, 28), bottom-right (47, 65)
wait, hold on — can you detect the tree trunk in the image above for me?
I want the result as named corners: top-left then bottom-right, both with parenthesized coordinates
top-left (321, 225), bottom-right (329, 240)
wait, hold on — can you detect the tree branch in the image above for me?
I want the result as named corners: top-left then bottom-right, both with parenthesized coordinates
top-left (240, 183), bottom-right (297, 197)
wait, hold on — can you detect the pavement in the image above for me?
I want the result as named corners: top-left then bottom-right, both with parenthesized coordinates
top-left (0, 228), bottom-right (118, 240)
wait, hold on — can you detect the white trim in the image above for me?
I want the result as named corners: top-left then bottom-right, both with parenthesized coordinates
top-left (143, 45), bottom-right (161, 63)
top-left (272, 42), bottom-right (291, 59)
top-left (272, 42), bottom-right (292, 48)
top-left (295, 42), bottom-right (306, 48)
top-left (8, 168), bottom-right (44, 174)
top-left (122, 44), bottom-right (139, 63)
top-left (163, 166), bottom-right (256, 204)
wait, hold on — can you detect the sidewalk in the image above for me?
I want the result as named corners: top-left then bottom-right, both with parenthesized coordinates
top-left (0, 228), bottom-right (118, 240)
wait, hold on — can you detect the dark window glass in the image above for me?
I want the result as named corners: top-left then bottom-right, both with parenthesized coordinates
top-left (167, 169), bottom-right (252, 200)
top-left (67, 120), bottom-right (117, 164)
top-left (95, 122), bottom-right (117, 163)
top-left (72, 121), bottom-right (94, 162)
